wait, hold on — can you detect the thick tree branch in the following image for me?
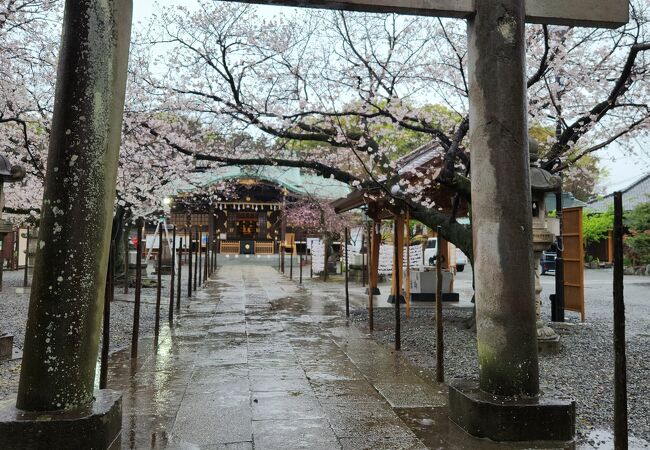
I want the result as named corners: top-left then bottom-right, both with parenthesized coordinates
top-left (140, 121), bottom-right (363, 186)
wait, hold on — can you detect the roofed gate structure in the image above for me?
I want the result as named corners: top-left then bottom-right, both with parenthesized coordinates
top-left (167, 166), bottom-right (350, 255)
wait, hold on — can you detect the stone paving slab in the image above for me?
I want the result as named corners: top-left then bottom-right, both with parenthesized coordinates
top-left (251, 390), bottom-right (324, 421)
top-left (252, 418), bottom-right (339, 450)
top-left (107, 263), bottom-right (476, 449)
top-left (250, 375), bottom-right (311, 393)
top-left (310, 379), bottom-right (386, 404)
top-left (172, 395), bottom-right (252, 445)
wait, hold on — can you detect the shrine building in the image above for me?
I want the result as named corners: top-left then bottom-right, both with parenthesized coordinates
top-left (166, 166), bottom-right (350, 255)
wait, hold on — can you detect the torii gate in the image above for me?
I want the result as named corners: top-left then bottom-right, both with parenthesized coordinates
top-left (0, 0), bottom-right (628, 448)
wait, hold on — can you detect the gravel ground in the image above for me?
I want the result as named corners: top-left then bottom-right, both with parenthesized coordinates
top-left (350, 304), bottom-right (650, 448)
top-left (0, 269), bottom-right (166, 402)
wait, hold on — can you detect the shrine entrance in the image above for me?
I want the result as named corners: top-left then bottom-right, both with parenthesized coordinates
top-left (167, 168), bottom-right (348, 256)
top-left (0, 0), bottom-right (629, 448)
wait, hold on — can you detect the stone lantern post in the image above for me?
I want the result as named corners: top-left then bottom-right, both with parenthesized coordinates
top-left (0, 156), bottom-right (26, 360)
top-left (529, 140), bottom-right (562, 353)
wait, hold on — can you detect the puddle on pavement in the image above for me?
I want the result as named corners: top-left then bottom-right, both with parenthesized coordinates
top-left (270, 295), bottom-right (342, 317)
top-left (395, 407), bottom-right (576, 450)
top-left (579, 428), bottom-right (650, 449)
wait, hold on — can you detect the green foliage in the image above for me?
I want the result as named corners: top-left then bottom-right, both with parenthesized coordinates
top-left (583, 210), bottom-right (613, 246)
top-left (625, 234), bottom-right (650, 265)
top-left (627, 201), bottom-right (650, 231)
top-left (625, 201), bottom-right (650, 265)
top-left (374, 104), bottom-right (461, 159)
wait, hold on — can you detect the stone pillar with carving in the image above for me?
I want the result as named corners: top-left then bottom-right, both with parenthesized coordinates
top-left (529, 140), bottom-right (562, 354)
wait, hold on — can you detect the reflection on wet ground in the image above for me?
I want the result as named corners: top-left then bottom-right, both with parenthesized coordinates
top-left (107, 264), bottom-right (577, 449)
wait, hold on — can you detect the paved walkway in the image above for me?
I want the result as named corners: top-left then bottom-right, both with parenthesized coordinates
top-left (106, 262), bottom-right (448, 450)
top-left (107, 263), bottom-right (565, 450)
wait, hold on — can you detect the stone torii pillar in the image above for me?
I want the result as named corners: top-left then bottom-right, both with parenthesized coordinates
top-left (0, 1), bottom-right (132, 448)
top-left (448, 1), bottom-right (575, 441)
top-left (468, 0), bottom-right (538, 398)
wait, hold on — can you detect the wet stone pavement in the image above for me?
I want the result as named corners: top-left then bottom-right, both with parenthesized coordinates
top-left (106, 264), bottom-right (570, 450)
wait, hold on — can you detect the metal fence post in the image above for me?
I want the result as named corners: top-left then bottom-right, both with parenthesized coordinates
top-left (131, 217), bottom-right (143, 359)
top-left (193, 226), bottom-right (198, 291)
top-left (123, 230), bottom-right (129, 294)
top-left (187, 222), bottom-right (193, 298)
top-left (394, 219), bottom-right (401, 351)
top-left (613, 191), bottom-right (627, 450)
top-left (100, 241), bottom-right (115, 389)
top-left (23, 226), bottom-right (30, 288)
top-left (198, 229), bottom-right (203, 287)
top-left (436, 226), bottom-right (445, 383)
top-left (345, 227), bottom-right (349, 317)
top-left (299, 238), bottom-right (303, 284)
top-left (154, 221), bottom-right (162, 344)
top-left (176, 236), bottom-right (183, 310)
top-left (169, 225), bottom-right (176, 322)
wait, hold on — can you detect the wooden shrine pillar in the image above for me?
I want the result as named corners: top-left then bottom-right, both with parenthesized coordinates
top-left (369, 220), bottom-right (381, 295)
top-left (391, 214), bottom-right (405, 302)
top-left (439, 234), bottom-right (450, 270)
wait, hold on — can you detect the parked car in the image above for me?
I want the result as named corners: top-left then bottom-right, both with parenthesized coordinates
top-left (541, 251), bottom-right (557, 275)
top-left (423, 237), bottom-right (438, 267)
top-left (423, 238), bottom-right (468, 271)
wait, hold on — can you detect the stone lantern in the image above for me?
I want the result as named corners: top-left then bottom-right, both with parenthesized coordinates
top-left (529, 139), bottom-right (562, 354)
top-left (0, 155), bottom-right (26, 360)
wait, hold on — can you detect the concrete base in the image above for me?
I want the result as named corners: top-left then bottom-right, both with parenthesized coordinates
top-left (386, 294), bottom-right (406, 304)
top-left (538, 335), bottom-right (561, 355)
top-left (0, 334), bottom-right (13, 360)
top-left (365, 287), bottom-right (381, 295)
top-left (0, 389), bottom-right (122, 450)
top-left (409, 292), bottom-right (460, 302)
top-left (449, 379), bottom-right (575, 443)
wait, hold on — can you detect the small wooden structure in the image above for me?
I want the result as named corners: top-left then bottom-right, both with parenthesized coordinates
top-left (331, 143), bottom-right (469, 304)
top-left (562, 206), bottom-right (585, 321)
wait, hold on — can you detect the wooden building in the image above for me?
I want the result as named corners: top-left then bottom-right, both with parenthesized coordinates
top-left (167, 166), bottom-right (350, 255)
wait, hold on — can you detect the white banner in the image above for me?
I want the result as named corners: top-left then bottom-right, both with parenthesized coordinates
top-left (377, 244), bottom-right (423, 275)
top-left (311, 241), bottom-right (325, 274)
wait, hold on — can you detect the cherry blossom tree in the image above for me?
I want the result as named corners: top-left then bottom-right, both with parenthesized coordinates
top-left (136, 1), bottom-right (650, 259)
top-left (285, 197), bottom-right (355, 236)
top-left (0, 0), bottom-right (60, 220)
top-left (0, 4), bottom-right (205, 223)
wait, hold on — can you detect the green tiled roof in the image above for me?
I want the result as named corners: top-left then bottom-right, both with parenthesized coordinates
top-left (545, 192), bottom-right (587, 211)
top-left (164, 166), bottom-right (351, 200)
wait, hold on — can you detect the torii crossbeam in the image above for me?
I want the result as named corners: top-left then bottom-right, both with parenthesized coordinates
top-left (233, 0), bottom-right (628, 27)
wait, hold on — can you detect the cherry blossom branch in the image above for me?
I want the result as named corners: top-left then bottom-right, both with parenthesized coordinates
top-left (543, 41), bottom-right (650, 167)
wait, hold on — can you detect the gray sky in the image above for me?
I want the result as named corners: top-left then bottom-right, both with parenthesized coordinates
top-left (133, 1), bottom-right (650, 195)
